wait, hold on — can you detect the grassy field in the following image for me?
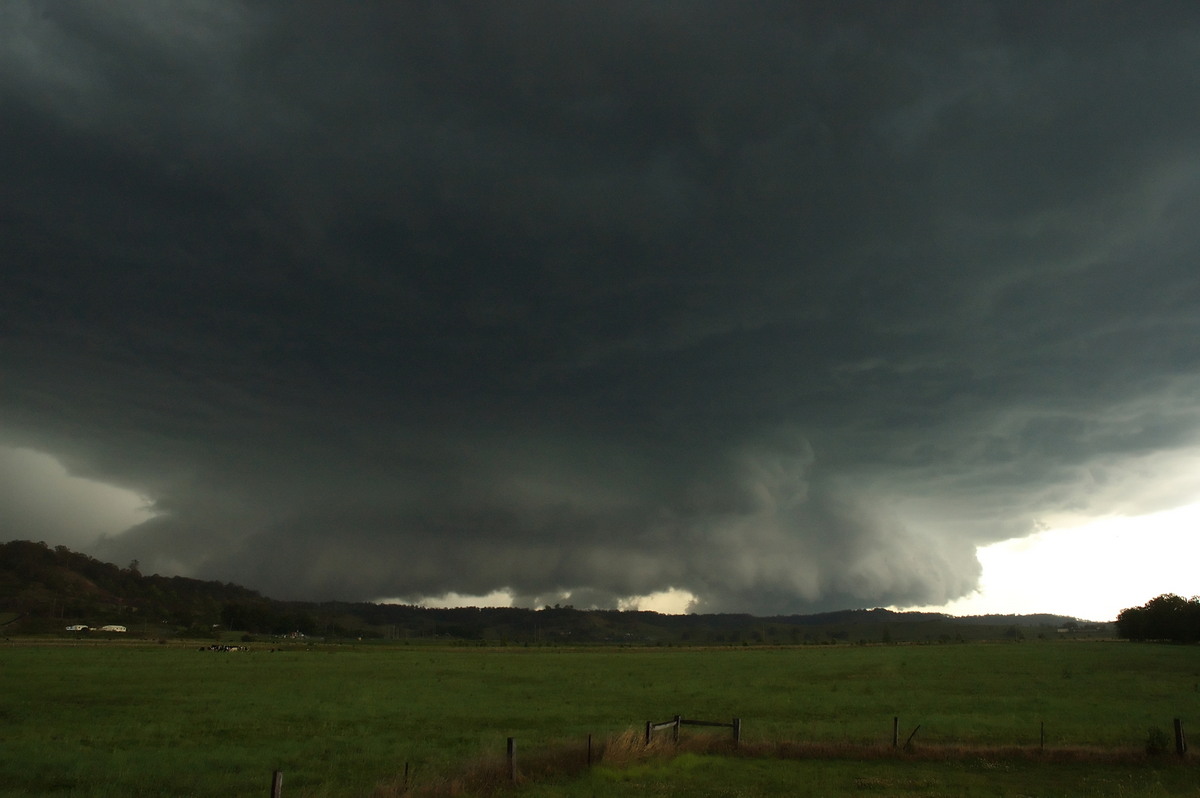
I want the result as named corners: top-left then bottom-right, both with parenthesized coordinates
top-left (2, 639), bottom-right (1198, 797)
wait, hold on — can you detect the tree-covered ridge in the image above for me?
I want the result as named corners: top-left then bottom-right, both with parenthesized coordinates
top-left (0, 540), bottom-right (1106, 643)
top-left (0, 539), bottom-right (261, 631)
top-left (1116, 594), bottom-right (1200, 643)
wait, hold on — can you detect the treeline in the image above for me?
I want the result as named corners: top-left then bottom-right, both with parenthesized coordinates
top-left (1, 540), bottom-right (1109, 644)
top-left (218, 602), bottom-right (320, 636)
top-left (1116, 594), bottom-right (1200, 643)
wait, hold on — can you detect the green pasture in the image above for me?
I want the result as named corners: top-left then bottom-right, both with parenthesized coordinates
top-left (2, 640), bottom-right (1198, 797)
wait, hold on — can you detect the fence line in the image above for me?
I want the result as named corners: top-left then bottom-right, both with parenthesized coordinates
top-left (265, 714), bottom-right (1189, 794)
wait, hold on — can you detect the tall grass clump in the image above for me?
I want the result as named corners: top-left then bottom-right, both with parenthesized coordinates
top-left (374, 726), bottom-right (744, 797)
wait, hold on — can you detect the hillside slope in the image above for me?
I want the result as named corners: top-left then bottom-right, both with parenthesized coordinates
top-left (0, 540), bottom-right (1108, 642)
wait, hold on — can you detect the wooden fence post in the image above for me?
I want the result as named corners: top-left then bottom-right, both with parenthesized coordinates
top-left (507, 737), bottom-right (516, 782)
top-left (270, 770), bottom-right (283, 798)
top-left (732, 717), bottom-right (741, 748)
top-left (587, 733), bottom-right (593, 767)
top-left (1175, 718), bottom-right (1187, 756)
top-left (645, 720), bottom-right (653, 746)
top-left (892, 717), bottom-right (899, 748)
top-left (673, 715), bottom-right (681, 743)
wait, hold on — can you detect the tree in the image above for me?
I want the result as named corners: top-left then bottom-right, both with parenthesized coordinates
top-left (1116, 594), bottom-right (1200, 642)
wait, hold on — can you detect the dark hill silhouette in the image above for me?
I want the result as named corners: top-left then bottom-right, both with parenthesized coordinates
top-left (0, 539), bottom-right (261, 633)
top-left (0, 540), bottom-right (1107, 642)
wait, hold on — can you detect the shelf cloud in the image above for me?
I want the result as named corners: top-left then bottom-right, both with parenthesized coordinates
top-left (3, 2), bottom-right (1200, 611)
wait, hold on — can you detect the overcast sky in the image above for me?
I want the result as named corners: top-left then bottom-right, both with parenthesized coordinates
top-left (4, 2), bottom-right (1200, 615)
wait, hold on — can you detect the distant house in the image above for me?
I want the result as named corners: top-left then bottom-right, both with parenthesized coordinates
top-left (100, 625), bottom-right (127, 633)
top-left (65, 625), bottom-right (89, 632)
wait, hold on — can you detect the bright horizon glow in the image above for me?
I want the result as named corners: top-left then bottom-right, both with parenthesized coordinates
top-left (904, 501), bottom-right (1200, 622)
top-left (619, 587), bottom-right (696, 614)
top-left (379, 590), bottom-right (516, 609)
top-left (379, 588), bottom-right (700, 613)
top-left (389, 503), bottom-right (1200, 620)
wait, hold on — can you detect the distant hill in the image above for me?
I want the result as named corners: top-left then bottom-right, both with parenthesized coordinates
top-left (0, 540), bottom-right (1112, 643)
top-left (950, 613), bottom-right (1088, 627)
top-left (0, 539), bottom-right (262, 634)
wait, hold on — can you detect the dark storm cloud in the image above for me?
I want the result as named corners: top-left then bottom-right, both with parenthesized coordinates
top-left (4, 2), bottom-right (1200, 610)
